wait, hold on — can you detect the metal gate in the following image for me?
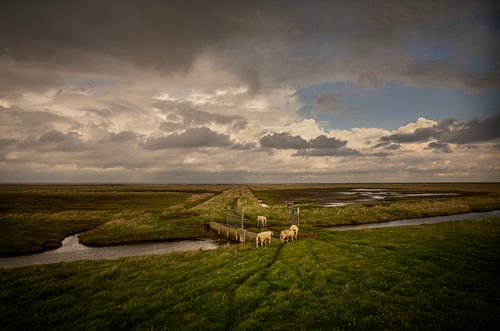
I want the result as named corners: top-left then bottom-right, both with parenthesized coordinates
top-left (285, 203), bottom-right (300, 225)
top-left (226, 208), bottom-right (246, 242)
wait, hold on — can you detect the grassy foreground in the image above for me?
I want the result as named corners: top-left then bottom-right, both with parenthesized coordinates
top-left (1, 218), bottom-right (499, 330)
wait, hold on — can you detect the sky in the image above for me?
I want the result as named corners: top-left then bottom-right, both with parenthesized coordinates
top-left (0, 0), bottom-right (499, 183)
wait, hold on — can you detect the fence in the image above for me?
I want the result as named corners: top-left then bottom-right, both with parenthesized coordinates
top-left (225, 208), bottom-right (247, 242)
top-left (209, 222), bottom-right (257, 243)
top-left (285, 203), bottom-right (300, 225)
top-left (226, 208), bottom-right (245, 228)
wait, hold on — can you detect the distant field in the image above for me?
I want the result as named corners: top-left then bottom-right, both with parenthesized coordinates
top-left (1, 218), bottom-right (498, 330)
top-left (251, 182), bottom-right (499, 206)
top-left (249, 182), bottom-right (500, 193)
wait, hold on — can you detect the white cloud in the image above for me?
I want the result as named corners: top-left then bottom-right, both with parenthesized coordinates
top-left (397, 117), bottom-right (437, 134)
top-left (0, 99), bottom-right (11, 108)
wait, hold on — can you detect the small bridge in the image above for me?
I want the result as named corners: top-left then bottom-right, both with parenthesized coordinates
top-left (209, 208), bottom-right (258, 243)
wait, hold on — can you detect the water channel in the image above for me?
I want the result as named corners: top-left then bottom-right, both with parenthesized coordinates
top-left (0, 235), bottom-right (219, 269)
top-left (327, 210), bottom-right (500, 231)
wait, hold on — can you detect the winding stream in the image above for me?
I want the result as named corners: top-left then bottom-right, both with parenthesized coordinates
top-left (0, 235), bottom-right (219, 269)
top-left (327, 210), bottom-right (500, 231)
top-left (2, 210), bottom-right (498, 268)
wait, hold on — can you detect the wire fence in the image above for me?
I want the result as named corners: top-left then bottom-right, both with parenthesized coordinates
top-left (225, 208), bottom-right (247, 243)
top-left (285, 203), bottom-right (300, 225)
top-left (226, 208), bottom-right (245, 229)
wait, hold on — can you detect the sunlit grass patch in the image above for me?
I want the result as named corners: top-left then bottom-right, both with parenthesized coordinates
top-left (79, 211), bottom-right (209, 246)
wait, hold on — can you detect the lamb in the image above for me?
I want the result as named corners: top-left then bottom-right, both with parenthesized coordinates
top-left (256, 215), bottom-right (267, 227)
top-left (256, 231), bottom-right (273, 247)
top-left (290, 224), bottom-right (299, 240)
top-left (280, 229), bottom-right (294, 243)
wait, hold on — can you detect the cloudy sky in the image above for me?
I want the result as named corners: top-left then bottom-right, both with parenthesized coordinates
top-left (0, 0), bottom-right (499, 183)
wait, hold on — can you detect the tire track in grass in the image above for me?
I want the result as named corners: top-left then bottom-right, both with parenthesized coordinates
top-left (225, 244), bottom-right (283, 330)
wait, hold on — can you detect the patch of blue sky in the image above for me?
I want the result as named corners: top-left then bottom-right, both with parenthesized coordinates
top-left (296, 81), bottom-right (500, 130)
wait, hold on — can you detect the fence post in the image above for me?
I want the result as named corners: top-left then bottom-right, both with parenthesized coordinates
top-left (241, 209), bottom-right (245, 243)
top-left (297, 207), bottom-right (300, 225)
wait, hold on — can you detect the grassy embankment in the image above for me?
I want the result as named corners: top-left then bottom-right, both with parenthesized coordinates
top-left (1, 218), bottom-right (499, 330)
top-left (81, 186), bottom-right (261, 246)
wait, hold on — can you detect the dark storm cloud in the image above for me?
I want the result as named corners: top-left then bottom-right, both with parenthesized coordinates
top-left (159, 122), bottom-right (184, 132)
top-left (426, 141), bottom-right (452, 153)
top-left (260, 133), bottom-right (310, 149)
top-left (154, 100), bottom-right (248, 132)
top-left (309, 135), bottom-right (347, 149)
top-left (0, 138), bottom-right (18, 149)
top-left (18, 130), bottom-right (89, 152)
top-left (293, 148), bottom-right (361, 157)
top-left (231, 142), bottom-right (257, 150)
top-left (101, 100), bottom-right (149, 116)
top-left (378, 127), bottom-right (439, 144)
top-left (260, 132), bottom-right (361, 157)
top-left (0, 0), bottom-right (498, 92)
top-left (386, 144), bottom-right (401, 150)
top-left (260, 132), bottom-right (349, 150)
top-left (378, 114), bottom-right (500, 146)
top-left (357, 71), bottom-right (380, 88)
top-left (2, 108), bottom-right (78, 128)
top-left (444, 115), bottom-right (500, 144)
top-left (102, 131), bottom-right (139, 144)
top-left (0, 0), bottom-right (276, 74)
top-left (141, 127), bottom-right (231, 150)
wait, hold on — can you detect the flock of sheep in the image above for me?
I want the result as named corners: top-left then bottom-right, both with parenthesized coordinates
top-left (255, 215), bottom-right (299, 248)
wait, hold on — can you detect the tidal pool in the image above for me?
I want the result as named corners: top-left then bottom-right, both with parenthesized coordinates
top-left (0, 235), bottom-right (219, 269)
top-left (318, 189), bottom-right (459, 207)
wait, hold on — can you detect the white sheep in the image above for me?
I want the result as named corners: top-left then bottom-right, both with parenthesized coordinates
top-left (256, 231), bottom-right (273, 247)
top-left (280, 229), bottom-right (294, 243)
top-left (290, 224), bottom-right (299, 240)
top-left (256, 215), bottom-right (267, 227)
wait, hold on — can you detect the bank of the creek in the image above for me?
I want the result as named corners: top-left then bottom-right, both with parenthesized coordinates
top-left (0, 235), bottom-right (219, 269)
top-left (327, 210), bottom-right (500, 231)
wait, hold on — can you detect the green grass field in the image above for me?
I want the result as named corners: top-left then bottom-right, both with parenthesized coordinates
top-left (1, 218), bottom-right (499, 330)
